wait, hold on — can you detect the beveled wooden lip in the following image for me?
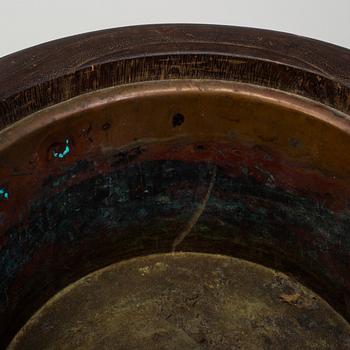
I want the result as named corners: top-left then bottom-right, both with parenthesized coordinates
top-left (0, 24), bottom-right (349, 129)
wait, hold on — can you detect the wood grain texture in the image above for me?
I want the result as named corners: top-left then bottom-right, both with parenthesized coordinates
top-left (0, 24), bottom-right (349, 130)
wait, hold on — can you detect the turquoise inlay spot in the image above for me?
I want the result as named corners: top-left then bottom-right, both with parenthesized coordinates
top-left (53, 139), bottom-right (71, 159)
top-left (0, 188), bottom-right (9, 201)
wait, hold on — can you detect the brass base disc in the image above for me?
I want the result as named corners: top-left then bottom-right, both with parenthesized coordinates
top-left (9, 253), bottom-right (350, 349)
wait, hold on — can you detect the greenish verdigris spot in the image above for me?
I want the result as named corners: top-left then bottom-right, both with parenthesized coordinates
top-left (53, 139), bottom-right (71, 159)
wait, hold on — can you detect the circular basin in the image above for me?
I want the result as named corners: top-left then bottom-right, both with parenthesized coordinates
top-left (0, 24), bottom-right (349, 348)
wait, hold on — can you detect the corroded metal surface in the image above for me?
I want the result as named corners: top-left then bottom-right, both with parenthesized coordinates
top-left (8, 253), bottom-right (350, 349)
top-left (0, 25), bottom-right (350, 348)
top-left (1, 80), bottom-right (350, 346)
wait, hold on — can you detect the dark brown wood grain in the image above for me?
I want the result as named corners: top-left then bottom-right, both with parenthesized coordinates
top-left (0, 24), bottom-right (349, 130)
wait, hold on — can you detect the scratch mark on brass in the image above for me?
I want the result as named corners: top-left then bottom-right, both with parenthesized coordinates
top-left (172, 165), bottom-right (217, 252)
